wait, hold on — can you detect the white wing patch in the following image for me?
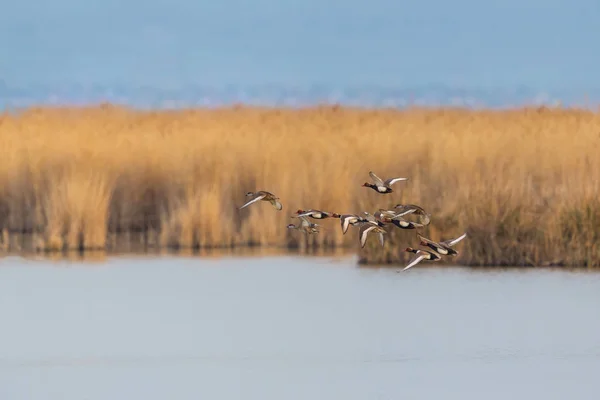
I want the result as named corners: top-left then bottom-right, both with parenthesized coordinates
top-left (403, 255), bottom-right (425, 271)
top-left (385, 177), bottom-right (409, 186)
top-left (395, 208), bottom-right (416, 217)
top-left (341, 217), bottom-right (351, 234)
top-left (359, 224), bottom-right (376, 248)
top-left (445, 233), bottom-right (467, 246)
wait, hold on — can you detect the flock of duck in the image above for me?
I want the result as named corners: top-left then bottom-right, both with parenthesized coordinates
top-left (238, 171), bottom-right (467, 271)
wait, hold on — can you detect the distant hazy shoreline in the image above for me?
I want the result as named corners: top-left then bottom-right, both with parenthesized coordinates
top-left (2, 84), bottom-right (600, 111)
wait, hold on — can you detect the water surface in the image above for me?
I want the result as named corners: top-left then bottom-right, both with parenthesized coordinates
top-left (1, 255), bottom-right (600, 399)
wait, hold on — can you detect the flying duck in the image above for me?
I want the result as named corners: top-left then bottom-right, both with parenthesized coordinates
top-left (401, 247), bottom-right (442, 271)
top-left (417, 233), bottom-right (467, 256)
top-left (239, 191), bottom-right (283, 211)
top-left (362, 171), bottom-right (409, 194)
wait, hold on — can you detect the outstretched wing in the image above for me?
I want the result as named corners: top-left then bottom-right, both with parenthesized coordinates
top-left (377, 209), bottom-right (397, 219)
top-left (296, 210), bottom-right (316, 217)
top-left (297, 215), bottom-right (311, 227)
top-left (402, 255), bottom-right (425, 271)
top-left (369, 171), bottom-right (385, 186)
top-left (395, 203), bottom-right (424, 214)
top-left (358, 223), bottom-right (376, 248)
top-left (418, 212), bottom-right (431, 226)
top-left (417, 233), bottom-right (438, 246)
top-left (378, 231), bottom-right (385, 247)
top-left (394, 208), bottom-right (417, 217)
top-left (340, 215), bottom-right (353, 234)
top-left (384, 177), bottom-right (409, 186)
top-left (443, 233), bottom-right (467, 247)
top-left (362, 212), bottom-right (378, 224)
top-left (238, 194), bottom-right (266, 209)
top-left (270, 198), bottom-right (283, 211)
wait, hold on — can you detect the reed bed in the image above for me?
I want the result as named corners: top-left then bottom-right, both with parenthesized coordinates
top-left (1, 104), bottom-right (599, 267)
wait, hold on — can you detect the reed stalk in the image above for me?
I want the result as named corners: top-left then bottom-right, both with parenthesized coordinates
top-left (1, 104), bottom-right (599, 266)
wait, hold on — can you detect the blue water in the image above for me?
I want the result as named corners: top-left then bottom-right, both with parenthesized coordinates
top-left (1, 0), bottom-right (600, 109)
top-left (2, 255), bottom-right (600, 400)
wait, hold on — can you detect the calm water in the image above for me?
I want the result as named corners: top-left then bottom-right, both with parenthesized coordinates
top-left (1, 254), bottom-right (600, 399)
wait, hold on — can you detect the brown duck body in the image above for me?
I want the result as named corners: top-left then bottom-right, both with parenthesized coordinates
top-left (287, 215), bottom-right (320, 234)
top-left (239, 190), bottom-right (283, 211)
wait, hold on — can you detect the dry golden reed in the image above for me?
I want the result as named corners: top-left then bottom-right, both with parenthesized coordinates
top-left (1, 104), bottom-right (600, 267)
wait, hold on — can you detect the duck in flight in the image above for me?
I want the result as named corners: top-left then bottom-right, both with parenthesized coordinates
top-left (401, 247), bottom-right (442, 271)
top-left (357, 221), bottom-right (387, 248)
top-left (370, 208), bottom-right (423, 230)
top-left (394, 203), bottom-right (431, 226)
top-left (339, 214), bottom-right (368, 234)
top-left (287, 215), bottom-right (320, 234)
top-left (238, 191), bottom-right (283, 211)
top-left (362, 171), bottom-right (409, 194)
top-left (417, 233), bottom-right (467, 256)
top-left (294, 209), bottom-right (340, 219)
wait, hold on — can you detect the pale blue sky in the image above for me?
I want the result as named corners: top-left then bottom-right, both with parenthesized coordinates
top-left (1, 0), bottom-right (599, 97)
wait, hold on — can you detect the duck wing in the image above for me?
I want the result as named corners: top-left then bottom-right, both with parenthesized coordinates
top-left (378, 231), bottom-right (385, 247)
top-left (377, 209), bottom-right (398, 218)
top-left (395, 204), bottom-right (425, 216)
top-left (362, 212), bottom-right (377, 224)
top-left (296, 209), bottom-right (317, 218)
top-left (384, 177), bottom-right (409, 186)
top-left (418, 212), bottom-right (431, 226)
top-left (340, 215), bottom-right (355, 234)
top-left (269, 198), bottom-right (283, 211)
top-left (394, 208), bottom-right (417, 218)
top-left (368, 171), bottom-right (385, 186)
top-left (417, 233), bottom-right (439, 246)
top-left (442, 233), bottom-right (467, 247)
top-left (358, 223), bottom-right (377, 248)
top-left (238, 193), bottom-right (266, 209)
top-left (297, 215), bottom-right (311, 227)
top-left (402, 255), bottom-right (425, 271)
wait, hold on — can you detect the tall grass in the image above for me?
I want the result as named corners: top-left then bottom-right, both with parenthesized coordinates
top-left (1, 104), bottom-right (599, 266)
